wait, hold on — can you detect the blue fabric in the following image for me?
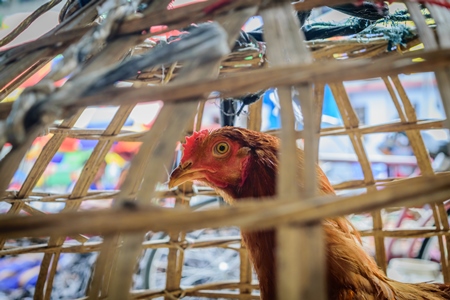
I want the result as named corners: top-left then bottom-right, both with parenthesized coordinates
top-left (262, 85), bottom-right (342, 130)
top-left (262, 89), bottom-right (281, 130)
top-left (322, 85), bottom-right (341, 119)
top-left (0, 259), bottom-right (40, 290)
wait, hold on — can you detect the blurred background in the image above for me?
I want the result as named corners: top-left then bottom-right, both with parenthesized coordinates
top-left (1, 0), bottom-right (449, 299)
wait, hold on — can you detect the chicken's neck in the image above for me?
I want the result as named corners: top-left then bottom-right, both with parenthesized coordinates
top-left (219, 154), bottom-right (278, 300)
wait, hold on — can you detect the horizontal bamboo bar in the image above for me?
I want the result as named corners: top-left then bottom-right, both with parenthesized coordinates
top-left (37, 119), bottom-right (450, 143)
top-left (5, 225), bottom-right (450, 257)
top-left (267, 119), bottom-right (445, 139)
top-left (78, 48), bottom-right (450, 109)
top-left (0, 235), bottom-right (242, 256)
top-left (292, 0), bottom-right (352, 11)
top-left (130, 281), bottom-right (260, 299)
top-left (0, 173), bottom-right (449, 239)
top-left (0, 173), bottom-right (442, 206)
top-left (77, 283), bottom-right (261, 300)
top-left (359, 228), bottom-right (450, 238)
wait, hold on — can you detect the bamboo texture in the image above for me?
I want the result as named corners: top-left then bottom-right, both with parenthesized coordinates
top-left (0, 0), bottom-right (449, 299)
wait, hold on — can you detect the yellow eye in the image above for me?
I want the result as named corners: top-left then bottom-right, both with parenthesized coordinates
top-left (213, 142), bottom-right (230, 156)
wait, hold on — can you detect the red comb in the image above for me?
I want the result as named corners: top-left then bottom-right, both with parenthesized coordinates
top-left (181, 130), bottom-right (209, 162)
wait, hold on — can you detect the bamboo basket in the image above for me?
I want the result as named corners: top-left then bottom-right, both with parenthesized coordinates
top-left (0, 0), bottom-right (450, 299)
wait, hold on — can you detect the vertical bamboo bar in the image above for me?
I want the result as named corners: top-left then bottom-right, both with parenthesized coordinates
top-left (108, 102), bottom-right (199, 300)
top-left (390, 76), bottom-right (433, 174)
top-left (404, 1), bottom-right (438, 48)
top-left (239, 247), bottom-right (253, 300)
top-left (387, 75), bottom-right (450, 281)
top-left (30, 113), bottom-right (85, 300)
top-left (261, 1), bottom-right (325, 299)
top-left (430, 2), bottom-right (450, 131)
top-left (36, 105), bottom-right (135, 300)
top-left (329, 82), bottom-right (388, 271)
top-left (313, 84), bottom-right (325, 135)
top-left (107, 18), bottom-right (249, 299)
top-left (195, 101), bottom-right (206, 132)
top-left (88, 235), bottom-right (119, 299)
top-left (405, 0), bottom-right (450, 132)
top-left (164, 115), bottom-right (196, 299)
top-left (165, 230), bottom-right (182, 300)
top-left (436, 202), bottom-right (450, 281)
top-left (299, 85), bottom-right (318, 197)
top-left (247, 97), bottom-right (263, 132)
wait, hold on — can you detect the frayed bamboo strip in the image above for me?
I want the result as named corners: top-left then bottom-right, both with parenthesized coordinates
top-left (0, 0), bottom-right (360, 66)
top-left (133, 35), bottom-right (407, 84)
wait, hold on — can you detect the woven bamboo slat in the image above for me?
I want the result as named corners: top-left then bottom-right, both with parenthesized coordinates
top-left (0, 0), bottom-right (450, 299)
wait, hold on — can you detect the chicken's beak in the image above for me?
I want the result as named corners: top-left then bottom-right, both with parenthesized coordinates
top-left (168, 163), bottom-right (205, 189)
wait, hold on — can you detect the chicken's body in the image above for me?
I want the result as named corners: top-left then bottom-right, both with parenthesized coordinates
top-left (169, 127), bottom-right (450, 300)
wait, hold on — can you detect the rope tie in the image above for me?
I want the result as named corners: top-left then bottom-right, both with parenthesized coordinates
top-left (168, 240), bottom-right (186, 252)
top-left (163, 289), bottom-right (183, 300)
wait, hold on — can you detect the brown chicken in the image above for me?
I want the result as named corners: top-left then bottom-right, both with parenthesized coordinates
top-left (169, 126), bottom-right (450, 300)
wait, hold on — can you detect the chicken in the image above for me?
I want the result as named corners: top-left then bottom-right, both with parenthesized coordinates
top-left (169, 126), bottom-right (450, 300)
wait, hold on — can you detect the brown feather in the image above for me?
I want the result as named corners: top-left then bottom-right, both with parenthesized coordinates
top-left (179, 127), bottom-right (450, 300)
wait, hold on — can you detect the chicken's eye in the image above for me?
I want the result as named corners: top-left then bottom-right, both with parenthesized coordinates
top-left (213, 142), bottom-right (230, 156)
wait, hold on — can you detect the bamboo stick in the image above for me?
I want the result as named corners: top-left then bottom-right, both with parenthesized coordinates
top-left (329, 82), bottom-right (388, 271)
top-left (262, 2), bottom-right (325, 299)
top-left (0, 118), bottom-right (439, 144)
top-left (2, 173), bottom-right (450, 241)
top-left (106, 21), bottom-right (233, 300)
top-left (78, 48), bottom-right (450, 110)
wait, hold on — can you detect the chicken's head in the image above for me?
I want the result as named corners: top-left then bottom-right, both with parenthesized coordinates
top-left (168, 128), bottom-right (254, 191)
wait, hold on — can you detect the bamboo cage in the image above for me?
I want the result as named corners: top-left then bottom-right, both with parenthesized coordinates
top-left (0, 0), bottom-right (450, 299)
